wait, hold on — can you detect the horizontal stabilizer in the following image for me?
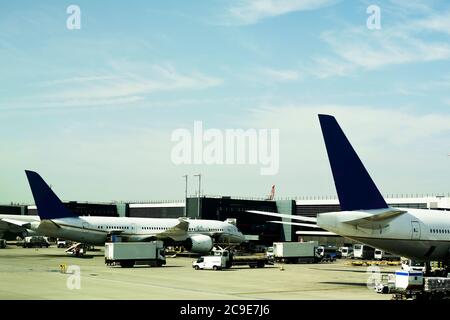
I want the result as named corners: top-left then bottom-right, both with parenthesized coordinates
top-left (0, 218), bottom-right (32, 228)
top-left (268, 221), bottom-right (321, 228)
top-left (246, 210), bottom-right (317, 223)
top-left (339, 208), bottom-right (406, 228)
top-left (295, 231), bottom-right (337, 236)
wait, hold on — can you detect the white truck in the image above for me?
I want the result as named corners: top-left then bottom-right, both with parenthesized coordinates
top-left (273, 241), bottom-right (321, 263)
top-left (316, 246), bottom-right (338, 261)
top-left (192, 256), bottom-right (227, 270)
top-left (105, 241), bottom-right (166, 268)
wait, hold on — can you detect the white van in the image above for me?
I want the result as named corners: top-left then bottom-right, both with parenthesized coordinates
top-left (374, 249), bottom-right (383, 260)
top-left (57, 239), bottom-right (67, 248)
top-left (193, 256), bottom-right (227, 270)
top-left (339, 246), bottom-right (353, 258)
top-left (374, 249), bottom-right (400, 261)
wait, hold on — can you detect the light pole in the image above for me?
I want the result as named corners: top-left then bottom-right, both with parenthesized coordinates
top-left (182, 174), bottom-right (188, 217)
top-left (194, 173), bottom-right (202, 218)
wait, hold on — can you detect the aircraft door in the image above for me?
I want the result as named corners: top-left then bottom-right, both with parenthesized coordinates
top-left (411, 221), bottom-right (421, 240)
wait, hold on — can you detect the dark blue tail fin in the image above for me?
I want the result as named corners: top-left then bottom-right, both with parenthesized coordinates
top-left (25, 170), bottom-right (78, 219)
top-left (318, 115), bottom-right (388, 211)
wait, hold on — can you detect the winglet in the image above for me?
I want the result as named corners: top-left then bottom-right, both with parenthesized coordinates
top-left (318, 115), bottom-right (388, 211)
top-left (25, 170), bottom-right (78, 219)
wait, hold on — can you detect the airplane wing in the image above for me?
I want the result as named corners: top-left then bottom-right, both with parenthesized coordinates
top-left (268, 220), bottom-right (322, 228)
top-left (246, 210), bottom-right (317, 223)
top-left (156, 218), bottom-right (189, 242)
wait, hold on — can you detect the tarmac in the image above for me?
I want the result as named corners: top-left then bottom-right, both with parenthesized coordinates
top-left (0, 245), bottom-right (397, 300)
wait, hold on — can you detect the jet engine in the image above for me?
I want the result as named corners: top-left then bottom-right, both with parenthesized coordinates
top-left (184, 234), bottom-right (213, 253)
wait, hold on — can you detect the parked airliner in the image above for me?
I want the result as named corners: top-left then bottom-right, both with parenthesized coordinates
top-left (317, 114), bottom-right (450, 263)
top-left (249, 114), bottom-right (450, 267)
top-left (0, 171), bottom-right (245, 253)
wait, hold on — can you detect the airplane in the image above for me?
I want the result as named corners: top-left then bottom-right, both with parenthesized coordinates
top-left (0, 170), bottom-right (245, 254)
top-left (248, 114), bottom-right (450, 271)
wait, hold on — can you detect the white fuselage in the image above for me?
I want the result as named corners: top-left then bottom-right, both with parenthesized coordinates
top-left (0, 215), bottom-right (245, 245)
top-left (317, 208), bottom-right (450, 260)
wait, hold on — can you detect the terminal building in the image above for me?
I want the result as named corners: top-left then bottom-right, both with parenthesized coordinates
top-left (1, 194), bottom-right (449, 245)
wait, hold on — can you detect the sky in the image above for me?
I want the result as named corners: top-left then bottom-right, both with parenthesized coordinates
top-left (1, 0), bottom-right (449, 203)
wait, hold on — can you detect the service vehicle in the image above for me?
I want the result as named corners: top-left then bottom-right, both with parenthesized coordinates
top-left (401, 258), bottom-right (426, 272)
top-left (211, 248), bottom-right (269, 268)
top-left (339, 246), bottom-right (353, 258)
top-left (57, 238), bottom-right (67, 248)
top-left (316, 245), bottom-right (338, 261)
top-left (374, 249), bottom-right (401, 261)
top-left (105, 241), bottom-right (166, 268)
top-left (217, 249), bottom-right (269, 268)
top-left (23, 236), bottom-right (50, 248)
top-left (375, 270), bottom-right (450, 300)
top-left (192, 255), bottom-right (227, 270)
top-left (353, 244), bottom-right (375, 259)
top-left (273, 241), bottom-right (321, 263)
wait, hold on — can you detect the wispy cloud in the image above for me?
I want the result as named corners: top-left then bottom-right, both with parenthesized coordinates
top-left (248, 104), bottom-right (450, 145)
top-left (387, 0), bottom-right (434, 16)
top-left (1, 63), bottom-right (223, 111)
top-left (243, 103), bottom-right (450, 194)
top-left (302, 4), bottom-right (450, 78)
top-left (46, 64), bottom-right (223, 100)
top-left (307, 57), bottom-right (355, 78)
top-left (321, 28), bottom-right (450, 70)
top-left (36, 75), bottom-right (119, 87)
top-left (227, 0), bottom-right (336, 25)
top-left (414, 10), bottom-right (450, 35)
